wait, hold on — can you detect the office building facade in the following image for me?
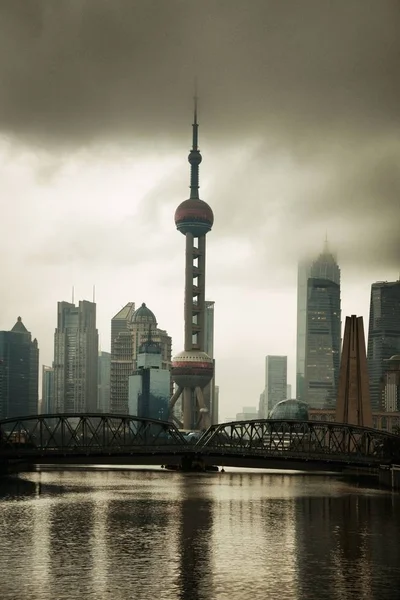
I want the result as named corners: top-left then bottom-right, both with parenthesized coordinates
top-left (41, 365), bottom-right (54, 414)
top-left (98, 351), bottom-right (111, 413)
top-left (128, 337), bottom-right (170, 421)
top-left (0, 317), bottom-right (39, 419)
top-left (304, 278), bottom-right (341, 409)
top-left (110, 302), bottom-right (136, 414)
top-left (110, 302), bottom-right (172, 414)
top-left (53, 300), bottom-right (98, 413)
top-left (381, 355), bottom-right (400, 412)
top-left (367, 281), bottom-right (400, 411)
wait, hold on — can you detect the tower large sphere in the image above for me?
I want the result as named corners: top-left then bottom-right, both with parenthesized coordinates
top-left (171, 350), bottom-right (214, 389)
top-left (174, 199), bottom-right (214, 236)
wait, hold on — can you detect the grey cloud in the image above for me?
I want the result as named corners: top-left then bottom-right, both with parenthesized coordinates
top-left (0, 0), bottom-right (399, 277)
top-left (0, 1), bottom-right (398, 148)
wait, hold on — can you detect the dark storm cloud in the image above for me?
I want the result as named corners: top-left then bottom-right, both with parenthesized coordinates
top-left (0, 0), bottom-right (399, 273)
top-left (0, 0), bottom-right (398, 147)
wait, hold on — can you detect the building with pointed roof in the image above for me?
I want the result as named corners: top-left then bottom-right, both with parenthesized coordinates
top-left (0, 317), bottom-right (39, 419)
top-left (336, 315), bottom-right (372, 427)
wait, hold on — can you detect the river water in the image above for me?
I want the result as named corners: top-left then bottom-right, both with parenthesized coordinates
top-left (0, 467), bottom-right (399, 600)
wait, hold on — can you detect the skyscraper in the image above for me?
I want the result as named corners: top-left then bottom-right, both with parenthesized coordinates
top-left (367, 280), bottom-right (400, 410)
top-left (169, 100), bottom-right (214, 430)
top-left (53, 300), bottom-right (98, 413)
top-left (296, 241), bottom-right (341, 406)
top-left (110, 302), bottom-right (172, 414)
top-left (41, 365), bottom-right (54, 414)
top-left (110, 302), bottom-right (135, 414)
top-left (304, 278), bottom-right (341, 409)
top-left (98, 351), bottom-right (111, 413)
top-left (0, 317), bottom-right (39, 419)
top-left (261, 355), bottom-right (287, 416)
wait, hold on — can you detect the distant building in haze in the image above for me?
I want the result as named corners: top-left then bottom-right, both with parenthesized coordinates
top-left (286, 384), bottom-right (292, 399)
top-left (261, 355), bottom-right (287, 417)
top-left (98, 351), bottom-right (111, 413)
top-left (236, 406), bottom-right (258, 421)
top-left (367, 280), bottom-right (400, 411)
top-left (110, 302), bottom-right (172, 414)
top-left (128, 332), bottom-right (170, 421)
top-left (0, 317), bottom-right (39, 419)
top-left (53, 300), bottom-right (98, 413)
top-left (296, 241), bottom-right (341, 407)
top-left (41, 365), bottom-right (54, 414)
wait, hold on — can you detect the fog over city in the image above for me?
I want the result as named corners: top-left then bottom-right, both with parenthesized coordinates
top-left (0, 1), bottom-right (398, 416)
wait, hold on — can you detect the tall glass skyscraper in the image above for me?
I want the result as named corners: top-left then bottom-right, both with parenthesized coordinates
top-left (296, 242), bottom-right (341, 407)
top-left (367, 280), bottom-right (400, 411)
top-left (53, 300), bottom-right (98, 413)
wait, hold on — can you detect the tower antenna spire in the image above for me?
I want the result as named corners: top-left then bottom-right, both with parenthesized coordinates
top-left (189, 91), bottom-right (201, 199)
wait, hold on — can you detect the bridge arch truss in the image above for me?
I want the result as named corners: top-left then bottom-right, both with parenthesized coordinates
top-left (0, 413), bottom-right (186, 458)
top-left (196, 419), bottom-right (400, 466)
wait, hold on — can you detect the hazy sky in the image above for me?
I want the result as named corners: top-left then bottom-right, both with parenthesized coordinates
top-left (0, 1), bottom-right (399, 418)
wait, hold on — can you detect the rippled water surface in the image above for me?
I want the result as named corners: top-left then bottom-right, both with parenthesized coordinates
top-left (0, 468), bottom-right (399, 600)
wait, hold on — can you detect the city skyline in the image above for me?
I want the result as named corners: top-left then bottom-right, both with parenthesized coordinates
top-left (0, 2), bottom-right (398, 419)
top-left (1, 273), bottom-right (398, 419)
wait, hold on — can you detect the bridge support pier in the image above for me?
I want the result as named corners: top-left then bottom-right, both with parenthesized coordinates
top-left (163, 454), bottom-right (219, 473)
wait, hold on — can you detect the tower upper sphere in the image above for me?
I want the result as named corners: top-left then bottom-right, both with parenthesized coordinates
top-left (175, 98), bottom-right (214, 236)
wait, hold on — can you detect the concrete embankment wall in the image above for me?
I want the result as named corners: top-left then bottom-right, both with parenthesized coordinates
top-left (379, 465), bottom-right (400, 490)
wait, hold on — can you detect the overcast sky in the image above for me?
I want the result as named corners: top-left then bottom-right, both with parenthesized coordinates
top-left (0, 1), bottom-right (399, 418)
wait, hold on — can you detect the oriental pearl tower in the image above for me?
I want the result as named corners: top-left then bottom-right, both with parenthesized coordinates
top-left (169, 99), bottom-right (214, 431)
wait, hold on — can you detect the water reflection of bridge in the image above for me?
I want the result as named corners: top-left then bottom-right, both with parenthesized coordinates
top-left (1, 414), bottom-right (400, 472)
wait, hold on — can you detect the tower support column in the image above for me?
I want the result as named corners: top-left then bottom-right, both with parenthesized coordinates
top-left (184, 233), bottom-right (194, 351)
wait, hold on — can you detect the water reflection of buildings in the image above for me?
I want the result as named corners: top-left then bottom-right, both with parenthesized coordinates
top-left (294, 486), bottom-right (400, 600)
top-left (211, 473), bottom-right (298, 598)
top-left (176, 476), bottom-right (213, 599)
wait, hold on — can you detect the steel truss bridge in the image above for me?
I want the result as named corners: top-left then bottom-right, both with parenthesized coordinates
top-left (1, 414), bottom-right (400, 472)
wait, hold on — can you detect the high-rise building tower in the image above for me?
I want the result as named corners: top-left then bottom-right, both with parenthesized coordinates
top-left (110, 302), bottom-right (135, 413)
top-left (98, 351), bottom-right (111, 413)
top-left (53, 300), bottom-right (98, 413)
top-left (41, 365), bottom-right (54, 413)
top-left (304, 278), bottom-right (341, 409)
top-left (261, 355), bottom-right (287, 417)
top-left (0, 317), bottom-right (39, 419)
top-left (169, 100), bottom-right (214, 430)
top-left (110, 302), bottom-right (172, 414)
top-left (296, 241), bottom-right (341, 405)
top-left (367, 280), bottom-right (400, 411)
